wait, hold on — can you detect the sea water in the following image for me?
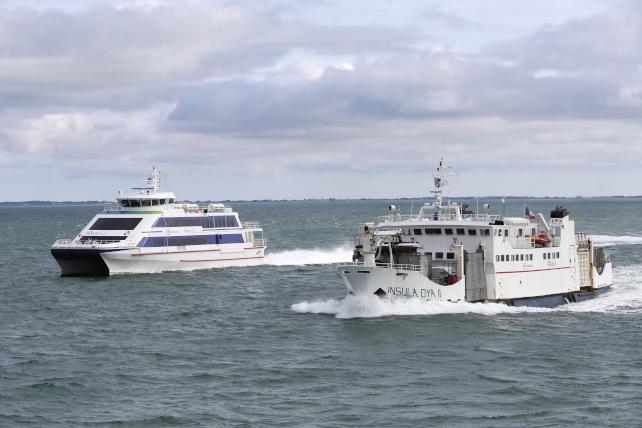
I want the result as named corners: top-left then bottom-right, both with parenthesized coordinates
top-left (1, 198), bottom-right (641, 427)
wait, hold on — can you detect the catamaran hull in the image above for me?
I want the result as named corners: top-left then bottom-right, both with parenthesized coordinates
top-left (52, 247), bottom-right (265, 276)
top-left (338, 265), bottom-right (611, 308)
top-left (51, 248), bottom-right (115, 276)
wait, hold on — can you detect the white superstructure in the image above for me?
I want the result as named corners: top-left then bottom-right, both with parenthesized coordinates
top-left (51, 167), bottom-right (266, 276)
top-left (338, 160), bottom-right (613, 307)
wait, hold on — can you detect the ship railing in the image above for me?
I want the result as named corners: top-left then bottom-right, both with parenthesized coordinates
top-left (242, 221), bottom-right (262, 229)
top-left (377, 213), bottom-right (501, 223)
top-left (507, 236), bottom-right (561, 249)
top-left (338, 261), bottom-right (422, 272)
top-left (252, 239), bottom-right (267, 248)
top-left (53, 238), bottom-right (131, 247)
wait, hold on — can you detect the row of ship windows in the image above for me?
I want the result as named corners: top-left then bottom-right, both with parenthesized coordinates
top-left (496, 252), bottom-right (561, 262)
top-left (138, 234), bottom-right (244, 247)
top-left (88, 216), bottom-right (240, 231)
top-left (410, 228), bottom-right (491, 236)
top-left (120, 198), bottom-right (175, 207)
top-left (425, 252), bottom-right (456, 260)
top-left (153, 216), bottom-right (239, 228)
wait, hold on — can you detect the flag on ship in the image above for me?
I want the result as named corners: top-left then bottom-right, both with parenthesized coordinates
top-left (525, 206), bottom-right (536, 220)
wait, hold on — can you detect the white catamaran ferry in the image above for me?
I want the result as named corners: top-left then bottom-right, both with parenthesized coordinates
top-left (51, 167), bottom-right (266, 276)
top-left (338, 160), bottom-right (613, 307)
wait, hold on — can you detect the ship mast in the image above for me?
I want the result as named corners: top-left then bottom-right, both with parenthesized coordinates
top-left (430, 158), bottom-right (454, 208)
top-left (133, 166), bottom-right (160, 192)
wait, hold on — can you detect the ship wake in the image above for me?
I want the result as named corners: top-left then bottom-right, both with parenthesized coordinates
top-left (264, 246), bottom-right (352, 266)
top-left (291, 296), bottom-right (551, 319)
top-left (589, 235), bottom-right (642, 246)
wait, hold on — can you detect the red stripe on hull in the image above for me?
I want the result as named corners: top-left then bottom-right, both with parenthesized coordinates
top-left (496, 266), bottom-right (571, 275)
top-left (179, 256), bottom-right (264, 262)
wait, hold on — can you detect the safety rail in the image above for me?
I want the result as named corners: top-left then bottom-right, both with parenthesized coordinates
top-left (53, 238), bottom-right (132, 247)
top-left (507, 235), bottom-right (561, 249)
top-left (252, 239), bottom-right (267, 248)
top-left (338, 261), bottom-right (423, 272)
top-left (378, 213), bottom-right (501, 223)
top-left (242, 221), bottom-right (262, 229)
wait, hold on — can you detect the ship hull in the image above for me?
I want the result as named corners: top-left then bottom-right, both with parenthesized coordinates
top-left (338, 265), bottom-right (612, 308)
top-left (51, 248), bottom-right (116, 276)
top-left (52, 246), bottom-right (265, 276)
top-left (102, 247), bottom-right (265, 275)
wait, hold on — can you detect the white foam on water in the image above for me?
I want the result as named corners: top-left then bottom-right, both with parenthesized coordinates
top-left (589, 235), bottom-right (642, 246)
top-left (559, 265), bottom-right (642, 314)
top-left (264, 246), bottom-right (352, 266)
top-left (291, 295), bottom-right (551, 319)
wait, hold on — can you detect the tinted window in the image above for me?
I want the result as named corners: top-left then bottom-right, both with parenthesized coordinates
top-left (468, 229), bottom-right (477, 236)
top-left (456, 228), bottom-right (465, 235)
top-left (446, 252), bottom-right (455, 260)
top-left (425, 228), bottom-right (442, 235)
top-left (80, 235), bottom-right (127, 243)
top-left (121, 200), bottom-right (131, 207)
top-left (140, 233), bottom-right (245, 247)
top-left (435, 252), bottom-right (443, 259)
top-left (131, 199), bottom-right (141, 207)
top-left (152, 199), bottom-right (159, 206)
top-left (90, 217), bottom-right (142, 230)
top-left (413, 229), bottom-right (422, 235)
top-left (444, 228), bottom-right (453, 235)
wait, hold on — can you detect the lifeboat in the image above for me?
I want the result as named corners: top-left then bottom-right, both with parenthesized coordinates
top-left (532, 232), bottom-right (551, 246)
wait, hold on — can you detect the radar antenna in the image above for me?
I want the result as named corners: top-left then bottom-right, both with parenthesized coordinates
top-left (132, 166), bottom-right (160, 192)
top-left (430, 158), bottom-right (454, 208)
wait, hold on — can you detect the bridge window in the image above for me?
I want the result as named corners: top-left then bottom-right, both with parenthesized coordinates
top-left (425, 228), bottom-right (442, 235)
top-left (498, 230), bottom-right (502, 236)
top-left (501, 255), bottom-right (505, 262)
top-left (456, 228), bottom-right (465, 235)
top-left (496, 255), bottom-right (500, 262)
top-left (151, 199), bottom-right (159, 206)
top-left (518, 229), bottom-right (523, 237)
top-left (556, 252), bottom-right (560, 259)
top-left (413, 228), bottom-right (422, 235)
top-left (468, 229), bottom-right (477, 236)
top-left (435, 252), bottom-right (443, 259)
top-left (520, 254), bottom-right (524, 261)
top-left (445, 228), bottom-right (453, 235)
top-left (446, 252), bottom-right (454, 260)
top-left (483, 229), bottom-right (490, 236)
top-left (130, 199), bottom-right (141, 207)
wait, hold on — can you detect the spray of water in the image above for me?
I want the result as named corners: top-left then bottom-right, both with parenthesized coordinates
top-left (264, 246), bottom-right (352, 266)
top-left (589, 235), bottom-right (642, 246)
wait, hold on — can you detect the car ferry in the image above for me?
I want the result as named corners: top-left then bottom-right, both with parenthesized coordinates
top-left (337, 160), bottom-right (612, 307)
top-left (51, 167), bottom-right (266, 276)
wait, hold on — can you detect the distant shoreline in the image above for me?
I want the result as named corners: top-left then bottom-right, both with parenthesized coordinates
top-left (1, 195), bottom-right (641, 206)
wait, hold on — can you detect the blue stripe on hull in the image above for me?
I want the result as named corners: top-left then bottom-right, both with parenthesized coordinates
top-left (500, 286), bottom-right (611, 308)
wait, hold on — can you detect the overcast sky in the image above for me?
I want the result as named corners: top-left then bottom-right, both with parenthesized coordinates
top-left (1, 0), bottom-right (640, 200)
